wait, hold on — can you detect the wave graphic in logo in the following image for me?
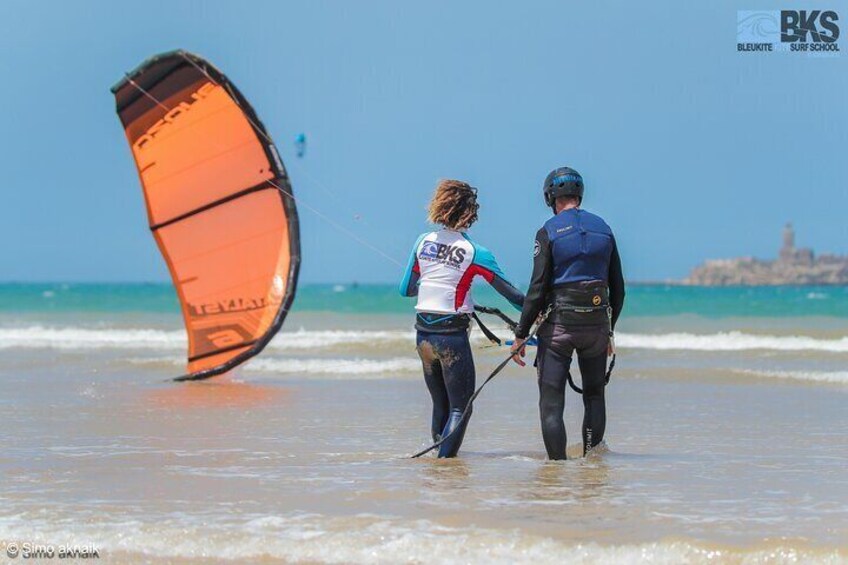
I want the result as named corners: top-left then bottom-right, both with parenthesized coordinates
top-left (737, 11), bottom-right (780, 42)
top-left (420, 241), bottom-right (439, 259)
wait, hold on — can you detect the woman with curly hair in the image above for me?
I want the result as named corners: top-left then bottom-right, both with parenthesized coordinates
top-left (399, 179), bottom-right (524, 457)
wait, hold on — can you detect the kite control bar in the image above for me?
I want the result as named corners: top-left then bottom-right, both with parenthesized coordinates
top-left (472, 305), bottom-right (540, 347)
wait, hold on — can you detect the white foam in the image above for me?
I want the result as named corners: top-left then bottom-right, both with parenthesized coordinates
top-left (0, 512), bottom-right (844, 564)
top-left (617, 331), bottom-right (848, 353)
top-left (129, 355), bottom-right (421, 376)
top-left (734, 369), bottom-right (848, 385)
top-left (0, 326), bottom-right (413, 351)
top-left (0, 326), bottom-right (184, 350)
top-left (248, 357), bottom-right (420, 375)
top-left (2, 326), bottom-right (848, 354)
top-left (271, 328), bottom-right (414, 349)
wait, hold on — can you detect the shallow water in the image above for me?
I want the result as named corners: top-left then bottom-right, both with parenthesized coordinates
top-left (1, 304), bottom-right (847, 563)
top-left (0, 285), bottom-right (848, 564)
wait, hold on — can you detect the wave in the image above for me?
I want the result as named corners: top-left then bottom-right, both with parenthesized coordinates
top-left (130, 356), bottom-right (421, 376)
top-left (0, 326), bottom-right (412, 351)
top-left (248, 357), bottom-right (420, 375)
top-left (2, 326), bottom-right (848, 354)
top-left (0, 326), bottom-right (183, 350)
top-left (734, 369), bottom-right (848, 385)
top-left (126, 357), bottom-right (848, 384)
top-left (0, 512), bottom-right (843, 564)
top-left (617, 331), bottom-right (848, 353)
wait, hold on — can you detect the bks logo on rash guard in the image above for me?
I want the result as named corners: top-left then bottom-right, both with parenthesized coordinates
top-left (420, 241), bottom-right (467, 267)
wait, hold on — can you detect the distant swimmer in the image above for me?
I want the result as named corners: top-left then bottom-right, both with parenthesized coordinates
top-left (400, 180), bottom-right (525, 458)
top-left (511, 167), bottom-right (625, 459)
top-left (295, 133), bottom-right (306, 157)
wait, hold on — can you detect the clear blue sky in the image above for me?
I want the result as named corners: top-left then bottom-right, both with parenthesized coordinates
top-left (2, 1), bottom-right (846, 283)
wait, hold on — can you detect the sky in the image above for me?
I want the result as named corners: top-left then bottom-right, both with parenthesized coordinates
top-left (1, 1), bottom-right (846, 284)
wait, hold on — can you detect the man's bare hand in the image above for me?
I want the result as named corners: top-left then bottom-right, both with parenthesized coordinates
top-left (510, 338), bottom-right (527, 366)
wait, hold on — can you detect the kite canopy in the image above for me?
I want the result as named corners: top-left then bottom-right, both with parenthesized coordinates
top-left (112, 50), bottom-right (300, 381)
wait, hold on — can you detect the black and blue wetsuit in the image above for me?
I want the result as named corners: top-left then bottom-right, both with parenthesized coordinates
top-left (400, 228), bottom-right (524, 457)
top-left (515, 208), bottom-right (625, 459)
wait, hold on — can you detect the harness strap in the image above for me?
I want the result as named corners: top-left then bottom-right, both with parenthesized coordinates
top-left (471, 312), bottom-right (502, 346)
top-left (605, 354), bottom-right (616, 385)
top-left (605, 305), bottom-right (616, 384)
top-left (561, 307), bottom-right (616, 394)
top-left (473, 305), bottom-right (518, 332)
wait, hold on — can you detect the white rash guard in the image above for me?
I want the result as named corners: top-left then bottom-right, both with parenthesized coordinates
top-left (399, 229), bottom-right (523, 316)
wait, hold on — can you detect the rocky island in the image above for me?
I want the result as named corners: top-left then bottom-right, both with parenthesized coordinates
top-left (685, 224), bottom-right (848, 286)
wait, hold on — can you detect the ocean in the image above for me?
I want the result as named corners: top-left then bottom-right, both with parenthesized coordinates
top-left (1, 283), bottom-right (846, 564)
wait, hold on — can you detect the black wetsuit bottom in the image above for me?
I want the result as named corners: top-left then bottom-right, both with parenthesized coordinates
top-left (416, 330), bottom-right (475, 458)
top-left (536, 322), bottom-right (609, 460)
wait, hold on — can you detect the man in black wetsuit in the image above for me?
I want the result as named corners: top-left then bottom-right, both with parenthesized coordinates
top-left (511, 167), bottom-right (625, 459)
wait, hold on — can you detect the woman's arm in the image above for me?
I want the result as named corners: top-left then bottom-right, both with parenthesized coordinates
top-left (469, 243), bottom-right (525, 310)
top-left (399, 234), bottom-right (424, 297)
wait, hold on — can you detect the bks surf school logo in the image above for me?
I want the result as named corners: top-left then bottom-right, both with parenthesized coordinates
top-left (737, 10), bottom-right (840, 54)
top-left (419, 241), bottom-right (467, 268)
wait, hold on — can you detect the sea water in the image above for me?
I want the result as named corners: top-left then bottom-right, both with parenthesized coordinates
top-left (0, 283), bottom-right (846, 563)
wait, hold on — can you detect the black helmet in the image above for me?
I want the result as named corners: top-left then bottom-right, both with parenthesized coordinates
top-left (543, 167), bottom-right (584, 210)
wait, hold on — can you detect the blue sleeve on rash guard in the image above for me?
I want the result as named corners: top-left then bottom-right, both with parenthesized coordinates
top-left (399, 233), bottom-right (426, 296)
top-left (472, 243), bottom-right (507, 278)
top-left (469, 239), bottom-right (525, 310)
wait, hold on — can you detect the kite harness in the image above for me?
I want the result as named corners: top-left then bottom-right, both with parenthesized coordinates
top-left (473, 305), bottom-right (614, 393)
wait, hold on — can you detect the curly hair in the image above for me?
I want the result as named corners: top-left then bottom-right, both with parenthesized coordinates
top-left (427, 179), bottom-right (479, 231)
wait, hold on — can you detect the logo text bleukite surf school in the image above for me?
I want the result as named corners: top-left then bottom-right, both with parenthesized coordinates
top-left (737, 10), bottom-right (840, 54)
top-left (419, 241), bottom-right (467, 269)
